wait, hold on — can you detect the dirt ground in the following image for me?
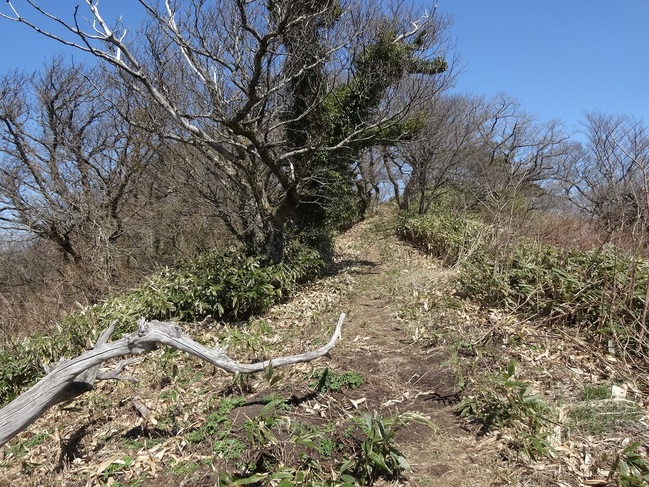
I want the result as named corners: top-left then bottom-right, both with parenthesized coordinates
top-left (321, 214), bottom-right (503, 486)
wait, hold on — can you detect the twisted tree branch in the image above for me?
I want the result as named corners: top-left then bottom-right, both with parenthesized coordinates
top-left (0, 313), bottom-right (345, 447)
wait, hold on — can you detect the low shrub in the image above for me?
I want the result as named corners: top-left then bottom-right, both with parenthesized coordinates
top-left (396, 211), bottom-right (491, 265)
top-left (457, 361), bottom-right (553, 459)
top-left (459, 242), bottom-right (649, 341)
top-left (399, 208), bottom-right (649, 358)
top-left (0, 242), bottom-right (325, 406)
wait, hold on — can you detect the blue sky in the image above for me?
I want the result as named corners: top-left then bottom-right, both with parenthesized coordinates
top-left (437, 1), bottom-right (649, 134)
top-left (0, 1), bottom-right (647, 135)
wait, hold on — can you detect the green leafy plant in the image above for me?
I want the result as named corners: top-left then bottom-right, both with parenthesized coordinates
top-left (401, 206), bottom-right (649, 362)
top-left (459, 240), bottom-right (649, 346)
top-left (170, 460), bottom-right (200, 476)
top-left (264, 363), bottom-right (284, 388)
top-left (397, 210), bottom-right (490, 265)
top-left (219, 467), bottom-right (357, 487)
top-left (185, 396), bottom-right (245, 445)
top-left (243, 399), bottom-right (286, 448)
top-left (213, 437), bottom-right (247, 460)
top-left (101, 455), bottom-right (135, 482)
top-left (309, 367), bottom-right (364, 392)
top-left (340, 411), bottom-right (436, 485)
top-left (457, 361), bottom-right (553, 459)
top-left (316, 436), bottom-right (336, 460)
top-left (608, 441), bottom-right (649, 487)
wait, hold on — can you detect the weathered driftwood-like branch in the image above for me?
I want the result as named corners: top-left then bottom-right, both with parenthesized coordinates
top-left (0, 313), bottom-right (345, 447)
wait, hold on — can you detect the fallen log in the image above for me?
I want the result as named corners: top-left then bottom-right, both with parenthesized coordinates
top-left (0, 313), bottom-right (345, 447)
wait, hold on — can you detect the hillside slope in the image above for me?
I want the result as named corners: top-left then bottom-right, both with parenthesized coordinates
top-left (1, 207), bottom-right (644, 486)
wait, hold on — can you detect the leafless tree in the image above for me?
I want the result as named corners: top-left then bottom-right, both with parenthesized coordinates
top-left (0, 58), bottom-right (159, 271)
top-left (1, 0), bottom-right (451, 262)
top-left (383, 93), bottom-right (569, 219)
top-left (466, 94), bottom-right (571, 224)
top-left (566, 112), bottom-right (649, 239)
top-left (390, 93), bottom-right (486, 213)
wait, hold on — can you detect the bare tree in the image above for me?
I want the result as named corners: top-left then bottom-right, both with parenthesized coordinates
top-left (0, 58), bottom-right (158, 271)
top-left (393, 93), bottom-right (486, 213)
top-left (466, 94), bottom-right (570, 224)
top-left (1, 0), bottom-right (450, 262)
top-left (383, 93), bottom-right (569, 219)
top-left (566, 112), bottom-right (649, 238)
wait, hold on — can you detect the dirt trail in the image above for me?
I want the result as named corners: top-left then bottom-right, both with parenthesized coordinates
top-left (322, 211), bottom-right (503, 486)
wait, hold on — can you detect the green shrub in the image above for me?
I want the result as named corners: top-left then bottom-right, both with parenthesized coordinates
top-left (400, 207), bottom-right (649, 362)
top-left (457, 361), bottom-right (553, 459)
top-left (0, 242), bottom-right (325, 407)
top-left (459, 242), bottom-right (649, 341)
top-left (308, 367), bottom-right (364, 392)
top-left (340, 411), bottom-right (437, 484)
top-left (81, 242), bottom-right (325, 333)
top-left (396, 211), bottom-right (491, 265)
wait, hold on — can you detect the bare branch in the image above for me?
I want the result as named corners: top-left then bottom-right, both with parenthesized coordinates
top-left (0, 313), bottom-right (345, 447)
top-left (96, 358), bottom-right (141, 382)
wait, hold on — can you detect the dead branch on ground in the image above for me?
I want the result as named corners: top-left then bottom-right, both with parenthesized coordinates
top-left (0, 313), bottom-right (345, 447)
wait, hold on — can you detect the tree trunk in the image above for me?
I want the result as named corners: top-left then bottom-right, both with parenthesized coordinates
top-left (265, 218), bottom-right (286, 264)
top-left (58, 234), bottom-right (82, 263)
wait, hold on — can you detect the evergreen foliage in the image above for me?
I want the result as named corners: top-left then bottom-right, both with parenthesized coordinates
top-left (279, 2), bottom-right (448, 256)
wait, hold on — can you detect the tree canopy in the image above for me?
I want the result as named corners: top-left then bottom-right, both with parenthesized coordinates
top-left (1, 0), bottom-right (451, 262)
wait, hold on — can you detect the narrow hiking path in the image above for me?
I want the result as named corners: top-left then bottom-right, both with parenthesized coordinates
top-left (313, 210), bottom-right (503, 486)
top-left (340, 211), bottom-right (649, 487)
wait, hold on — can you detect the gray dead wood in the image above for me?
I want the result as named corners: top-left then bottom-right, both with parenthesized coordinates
top-left (0, 313), bottom-right (345, 447)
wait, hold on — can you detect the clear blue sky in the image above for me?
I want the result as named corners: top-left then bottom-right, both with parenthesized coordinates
top-left (437, 0), bottom-right (649, 133)
top-left (0, 1), bottom-right (647, 134)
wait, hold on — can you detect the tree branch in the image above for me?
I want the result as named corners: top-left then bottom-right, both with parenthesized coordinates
top-left (0, 313), bottom-right (345, 447)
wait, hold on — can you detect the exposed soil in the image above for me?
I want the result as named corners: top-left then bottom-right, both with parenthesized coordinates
top-left (319, 212), bottom-right (502, 486)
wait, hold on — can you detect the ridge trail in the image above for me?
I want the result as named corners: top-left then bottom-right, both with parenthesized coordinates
top-left (319, 209), bottom-right (501, 486)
